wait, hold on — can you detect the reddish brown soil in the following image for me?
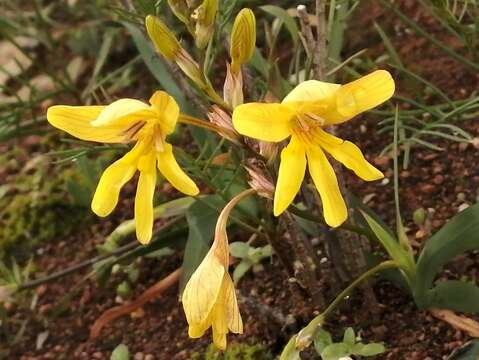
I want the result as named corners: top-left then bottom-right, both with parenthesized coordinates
top-left (4, 1), bottom-right (479, 359)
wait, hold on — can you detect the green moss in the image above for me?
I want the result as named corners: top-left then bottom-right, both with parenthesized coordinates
top-left (0, 153), bottom-right (90, 258)
top-left (191, 343), bottom-right (274, 360)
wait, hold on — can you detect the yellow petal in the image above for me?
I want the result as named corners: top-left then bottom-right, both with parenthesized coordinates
top-left (188, 323), bottom-right (210, 338)
top-left (91, 142), bottom-right (146, 217)
top-left (149, 91), bottom-right (179, 135)
top-left (135, 150), bottom-right (157, 244)
top-left (315, 129), bottom-right (384, 181)
top-left (282, 80), bottom-right (340, 104)
top-left (47, 105), bottom-right (129, 143)
top-left (91, 98), bottom-right (153, 127)
top-left (157, 143), bottom-right (199, 196)
top-left (223, 274), bottom-right (243, 334)
top-left (182, 253), bottom-right (225, 326)
top-left (333, 70), bottom-right (395, 124)
top-left (232, 103), bottom-right (293, 142)
top-left (273, 136), bottom-right (307, 216)
top-left (306, 145), bottom-right (347, 227)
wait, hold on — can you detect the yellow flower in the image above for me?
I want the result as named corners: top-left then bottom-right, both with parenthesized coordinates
top-left (232, 70), bottom-right (395, 227)
top-left (182, 190), bottom-right (253, 350)
top-left (47, 91), bottom-right (199, 244)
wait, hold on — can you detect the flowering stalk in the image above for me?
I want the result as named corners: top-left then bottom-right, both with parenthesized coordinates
top-left (182, 188), bottom-right (255, 349)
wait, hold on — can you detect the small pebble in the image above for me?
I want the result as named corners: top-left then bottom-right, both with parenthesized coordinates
top-left (134, 353), bottom-right (145, 360)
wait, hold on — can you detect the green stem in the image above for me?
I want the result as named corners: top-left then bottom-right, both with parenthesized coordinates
top-left (294, 260), bottom-right (398, 350)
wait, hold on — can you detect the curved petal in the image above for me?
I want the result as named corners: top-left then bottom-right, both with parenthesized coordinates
top-left (273, 136), bottom-right (307, 216)
top-left (47, 105), bottom-right (130, 143)
top-left (135, 150), bottom-right (157, 244)
top-left (232, 103), bottom-right (293, 142)
top-left (315, 129), bottom-right (384, 181)
top-left (182, 252), bottom-right (225, 326)
top-left (149, 91), bottom-right (179, 135)
top-left (91, 142), bottom-right (146, 217)
top-left (223, 274), bottom-right (243, 334)
top-left (157, 143), bottom-right (199, 196)
top-left (282, 80), bottom-right (340, 103)
top-left (329, 70), bottom-right (395, 125)
top-left (91, 98), bottom-right (154, 127)
top-left (306, 145), bottom-right (347, 227)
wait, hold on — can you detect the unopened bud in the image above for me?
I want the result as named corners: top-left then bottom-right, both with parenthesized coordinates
top-left (207, 105), bottom-right (240, 144)
top-left (223, 63), bottom-right (243, 109)
top-left (246, 166), bottom-right (274, 200)
top-left (146, 15), bottom-right (206, 88)
top-left (230, 8), bottom-right (256, 74)
top-left (145, 15), bottom-right (181, 60)
top-left (193, 0), bottom-right (217, 49)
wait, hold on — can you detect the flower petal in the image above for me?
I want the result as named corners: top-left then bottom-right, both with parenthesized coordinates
top-left (223, 274), bottom-right (243, 334)
top-left (282, 80), bottom-right (340, 104)
top-left (135, 149), bottom-right (157, 244)
top-left (182, 253), bottom-right (225, 326)
top-left (315, 129), bottom-right (384, 181)
top-left (273, 136), bottom-right (307, 216)
top-left (232, 103), bottom-right (293, 142)
top-left (91, 98), bottom-right (154, 127)
top-left (47, 105), bottom-right (130, 143)
top-left (157, 143), bottom-right (199, 196)
top-left (331, 70), bottom-right (395, 124)
top-left (149, 91), bottom-right (179, 135)
top-left (91, 142), bottom-right (146, 217)
top-left (306, 145), bottom-right (347, 227)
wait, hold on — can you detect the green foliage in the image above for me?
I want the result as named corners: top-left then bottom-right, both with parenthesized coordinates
top-left (448, 340), bottom-right (479, 360)
top-left (362, 201), bottom-right (479, 312)
top-left (229, 242), bottom-right (273, 283)
top-left (191, 342), bottom-right (274, 360)
top-left (0, 153), bottom-right (89, 257)
top-left (313, 327), bottom-right (386, 360)
top-left (110, 344), bottom-right (130, 360)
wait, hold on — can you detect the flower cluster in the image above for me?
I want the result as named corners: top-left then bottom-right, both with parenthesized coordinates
top-left (46, 3), bottom-right (394, 350)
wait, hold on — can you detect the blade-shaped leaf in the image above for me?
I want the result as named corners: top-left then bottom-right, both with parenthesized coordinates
top-left (415, 203), bottom-right (479, 303)
top-left (425, 280), bottom-right (479, 313)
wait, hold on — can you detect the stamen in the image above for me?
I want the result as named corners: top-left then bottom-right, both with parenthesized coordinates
top-left (153, 124), bottom-right (165, 152)
top-left (124, 121), bottom-right (146, 141)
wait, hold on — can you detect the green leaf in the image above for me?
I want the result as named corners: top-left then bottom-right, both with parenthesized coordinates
top-left (342, 328), bottom-right (355, 347)
top-left (122, 21), bottom-right (190, 112)
top-left (448, 340), bottom-right (479, 360)
top-left (426, 280), bottom-right (479, 313)
top-left (229, 242), bottom-right (250, 258)
top-left (321, 343), bottom-right (351, 360)
top-left (233, 260), bottom-right (253, 283)
top-left (179, 196), bottom-right (224, 292)
top-left (352, 342), bottom-right (386, 357)
top-left (110, 344), bottom-right (130, 360)
top-left (313, 328), bottom-right (333, 354)
top-left (360, 210), bottom-right (414, 281)
top-left (415, 203), bottom-right (479, 305)
top-left (260, 5), bottom-right (299, 45)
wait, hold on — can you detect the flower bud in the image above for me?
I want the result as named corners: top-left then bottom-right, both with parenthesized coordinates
top-left (193, 0), bottom-right (218, 49)
top-left (230, 8), bottom-right (256, 74)
top-left (146, 15), bottom-right (206, 88)
top-left (145, 15), bottom-right (181, 60)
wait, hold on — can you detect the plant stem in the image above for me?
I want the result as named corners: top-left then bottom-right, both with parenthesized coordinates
top-left (294, 260), bottom-right (398, 350)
